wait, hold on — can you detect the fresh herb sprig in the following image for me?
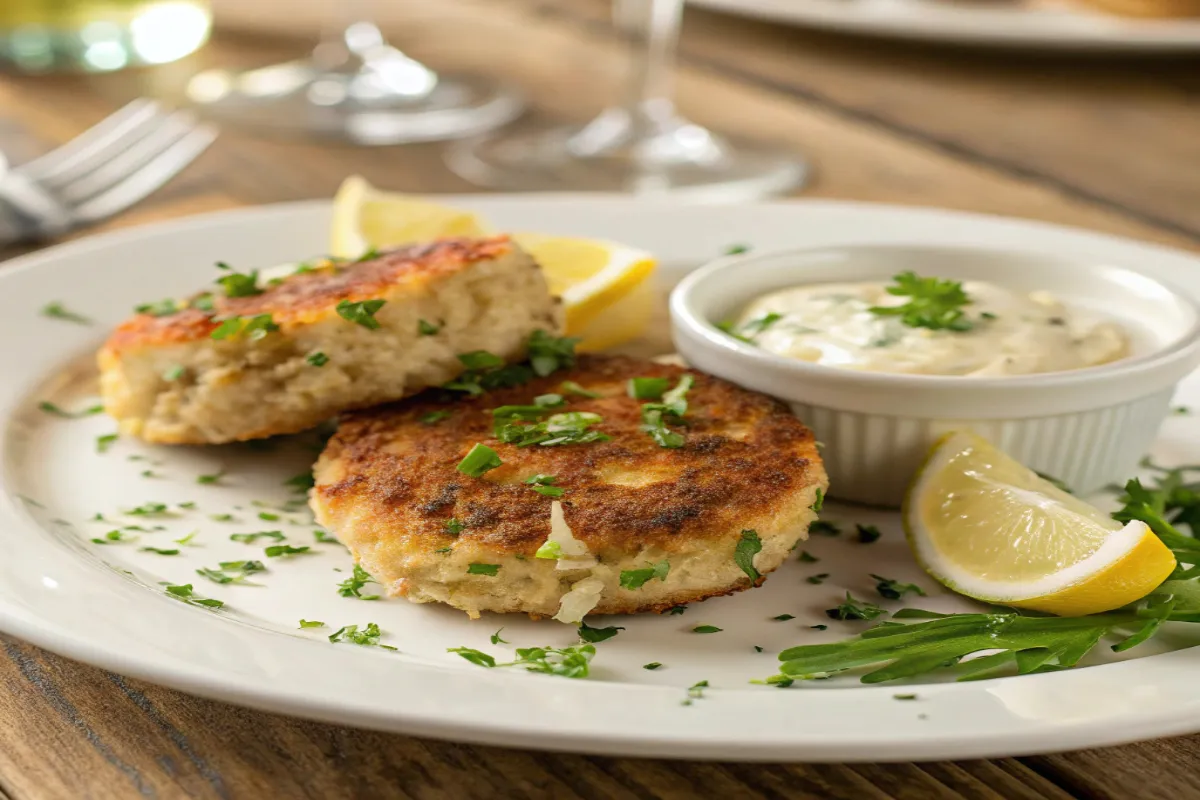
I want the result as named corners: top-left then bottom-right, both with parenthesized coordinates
top-left (869, 272), bottom-right (974, 332)
top-left (448, 643), bottom-right (596, 678)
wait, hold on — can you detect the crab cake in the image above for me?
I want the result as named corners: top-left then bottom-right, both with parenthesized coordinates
top-left (98, 237), bottom-right (561, 444)
top-left (311, 354), bottom-right (827, 620)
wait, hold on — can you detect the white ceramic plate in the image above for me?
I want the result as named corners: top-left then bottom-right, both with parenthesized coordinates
top-left (4, 197), bottom-right (1200, 763)
top-left (691, 0), bottom-right (1200, 52)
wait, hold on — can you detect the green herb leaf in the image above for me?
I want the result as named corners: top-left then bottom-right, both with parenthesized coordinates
top-left (139, 547), bottom-right (179, 555)
top-left (808, 521), bottom-right (839, 537)
top-left (724, 244), bottom-right (750, 255)
top-left (856, 524), bottom-right (882, 544)
top-left (197, 559), bottom-right (266, 585)
top-left (164, 583), bottom-right (224, 610)
top-left (265, 544), bottom-right (311, 557)
top-left (420, 410), bottom-right (452, 425)
top-left (560, 381), bottom-right (601, 398)
top-left (307, 351), bottom-right (329, 367)
top-left (174, 531), bottom-right (198, 546)
top-left (773, 614), bottom-right (796, 621)
top-left (620, 560), bottom-right (670, 589)
top-left (445, 518), bottom-right (465, 536)
top-left (42, 302), bottom-right (92, 324)
top-left (258, 511), bottom-right (280, 522)
top-left (468, 563), bottom-right (500, 576)
top-left (39, 401), bottom-right (103, 419)
top-left (96, 433), bottom-right (119, 453)
top-left (197, 471), bottom-right (224, 485)
top-left (643, 662), bottom-right (662, 670)
top-left (449, 647), bottom-right (496, 668)
top-left (869, 272), bottom-right (974, 332)
top-left (638, 374), bottom-right (693, 449)
top-left (692, 625), bottom-right (722, 634)
top-left (811, 488), bottom-right (824, 513)
top-left (628, 377), bottom-right (669, 400)
top-left (871, 574), bottom-right (927, 600)
top-left (135, 298), bottom-right (180, 317)
top-left (825, 592), bottom-right (887, 621)
top-left (806, 573), bottom-right (830, 585)
top-left (527, 330), bottom-right (579, 377)
top-left (299, 619), bottom-right (325, 628)
top-left (457, 443), bottom-right (502, 477)
top-left (214, 261), bottom-right (263, 297)
top-left (230, 531), bottom-right (285, 543)
top-left (125, 502), bottom-right (171, 517)
top-left (797, 550), bottom-right (819, 563)
top-left (734, 529), bottom-right (763, 582)
top-left (418, 319), bottom-right (441, 336)
top-left (578, 622), bottom-right (625, 643)
top-left (667, 605), bottom-right (687, 615)
top-left (329, 622), bottom-right (395, 650)
top-left (491, 628), bottom-right (509, 645)
top-left (337, 564), bottom-right (379, 598)
top-left (682, 680), bottom-right (709, 705)
top-left (336, 299), bottom-right (387, 329)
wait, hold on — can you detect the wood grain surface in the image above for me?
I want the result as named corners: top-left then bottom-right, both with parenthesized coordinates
top-left (2, 1), bottom-right (1200, 797)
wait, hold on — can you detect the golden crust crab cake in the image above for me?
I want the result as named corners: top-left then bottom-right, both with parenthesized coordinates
top-left (98, 237), bottom-right (562, 444)
top-left (311, 354), bottom-right (827, 620)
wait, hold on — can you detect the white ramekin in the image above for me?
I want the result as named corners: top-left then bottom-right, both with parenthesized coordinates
top-left (669, 244), bottom-right (1200, 507)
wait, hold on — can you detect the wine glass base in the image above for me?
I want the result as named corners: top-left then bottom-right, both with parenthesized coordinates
top-left (185, 59), bottom-right (523, 145)
top-left (447, 122), bottom-right (807, 201)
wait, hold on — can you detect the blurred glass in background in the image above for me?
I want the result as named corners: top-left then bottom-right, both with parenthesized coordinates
top-left (0, 0), bottom-right (210, 72)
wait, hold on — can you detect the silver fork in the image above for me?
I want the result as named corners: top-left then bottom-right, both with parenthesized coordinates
top-left (0, 99), bottom-right (217, 243)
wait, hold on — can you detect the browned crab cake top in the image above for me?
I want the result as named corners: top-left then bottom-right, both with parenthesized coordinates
top-left (313, 354), bottom-right (824, 559)
top-left (104, 237), bottom-right (517, 352)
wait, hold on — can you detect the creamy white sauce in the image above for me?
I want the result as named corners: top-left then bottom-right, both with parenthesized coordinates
top-left (733, 281), bottom-right (1129, 376)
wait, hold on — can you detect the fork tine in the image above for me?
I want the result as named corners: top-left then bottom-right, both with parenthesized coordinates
top-left (20, 99), bottom-right (165, 187)
top-left (70, 124), bottom-right (217, 225)
top-left (56, 110), bottom-right (201, 206)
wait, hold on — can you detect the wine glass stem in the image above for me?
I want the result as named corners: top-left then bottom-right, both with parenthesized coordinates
top-left (615, 0), bottom-right (684, 136)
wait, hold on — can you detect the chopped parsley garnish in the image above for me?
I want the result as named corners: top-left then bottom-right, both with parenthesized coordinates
top-left (214, 262), bottom-right (263, 297)
top-left (39, 401), bottom-right (103, 418)
top-left (191, 293), bottom-right (215, 312)
top-left (811, 624), bottom-right (828, 631)
top-left (667, 605), bottom-right (687, 615)
top-left (468, 563), bottom-right (500, 576)
top-left (178, 501), bottom-right (196, 510)
top-left (754, 645), bottom-right (764, 653)
top-left (420, 410), bottom-right (452, 425)
top-left (872, 574), bottom-right (927, 600)
top-left (444, 331), bottom-right (577, 395)
top-left (491, 628), bottom-right (509, 645)
top-left (734, 529), bottom-right (762, 582)
top-left (797, 550), bottom-right (819, 563)
top-left (682, 680), bottom-right (709, 706)
top-left (619, 560), bottom-right (669, 589)
top-left (336, 299), bottom-right (387, 329)
top-left (825, 592), bottom-right (887, 621)
top-left (91, 530), bottom-right (133, 544)
top-left (494, 410), bottom-right (610, 448)
top-left (418, 319), bottom-right (441, 335)
top-left (811, 489), bottom-right (824, 513)
top-left (197, 470), bottom-right (224, 485)
top-left (139, 547), bottom-right (179, 555)
top-left (445, 518), bottom-right (465, 535)
top-left (772, 614), bottom-right (797, 621)
top-left (639, 374), bottom-right (693, 448)
top-left (856, 524), bottom-right (882, 544)
top-left (448, 647), bottom-right (496, 667)
top-left (894, 693), bottom-right (918, 701)
top-left (806, 573), bottom-right (830, 585)
top-left (577, 622), bottom-right (624, 643)
top-left (643, 662), bottom-right (662, 670)
top-left (135, 298), bottom-right (180, 317)
top-left (307, 352), bottom-right (329, 367)
top-left (692, 625), bottom-right (722, 634)
top-left (724, 244), bottom-right (751, 255)
top-left (299, 620), bottom-right (325, 629)
top-left (869, 272), bottom-right (974, 332)
top-left (449, 644), bottom-right (595, 678)
top-left (211, 313), bottom-right (278, 341)
top-left (284, 473), bottom-right (315, 494)
top-left (628, 377), bottom-right (669, 400)
top-left (560, 381), bottom-right (601, 398)
top-left (42, 302), bottom-right (91, 324)
top-left (164, 583), bottom-right (224, 609)
top-left (96, 433), bottom-right (118, 453)
top-left (534, 540), bottom-right (561, 559)
top-left (328, 622), bottom-right (396, 650)
top-left (1173, 405), bottom-right (1191, 416)
top-left (162, 365), bottom-right (186, 382)
top-left (314, 530), bottom-right (338, 544)
top-left (196, 560), bottom-right (266, 584)
top-left (230, 531), bottom-right (285, 543)
top-left (257, 511), bottom-right (280, 522)
top-left (808, 520), bottom-right (839, 537)
top-left (265, 544), bottom-right (311, 557)
top-left (337, 564), bottom-right (380, 599)
top-left (125, 502), bottom-right (171, 516)
top-left (528, 330), bottom-right (579, 377)
top-left (523, 474), bottom-right (564, 497)
top-left (174, 531), bottom-right (198, 545)
top-left (459, 351), bottom-right (504, 370)
top-left (457, 443), bottom-right (503, 477)
top-left (210, 513), bottom-right (234, 522)
top-left (740, 312), bottom-right (783, 338)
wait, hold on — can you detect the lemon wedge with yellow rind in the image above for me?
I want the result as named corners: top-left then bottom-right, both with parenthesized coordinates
top-left (329, 177), bottom-right (657, 350)
top-left (904, 431), bottom-right (1175, 616)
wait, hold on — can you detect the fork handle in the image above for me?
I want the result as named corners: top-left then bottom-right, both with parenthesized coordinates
top-left (0, 173), bottom-right (72, 241)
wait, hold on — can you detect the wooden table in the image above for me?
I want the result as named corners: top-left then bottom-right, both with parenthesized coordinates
top-left (3, 1), bottom-right (1200, 797)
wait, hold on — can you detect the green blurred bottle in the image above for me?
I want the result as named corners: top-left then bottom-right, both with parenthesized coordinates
top-left (0, 0), bottom-right (211, 72)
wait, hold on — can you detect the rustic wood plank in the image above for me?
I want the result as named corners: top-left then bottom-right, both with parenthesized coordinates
top-left (541, 0), bottom-right (1200, 242)
top-left (1025, 738), bottom-right (1200, 800)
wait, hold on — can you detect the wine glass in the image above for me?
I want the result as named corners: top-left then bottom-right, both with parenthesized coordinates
top-left (184, 3), bottom-right (523, 145)
top-left (446, 0), bottom-right (806, 200)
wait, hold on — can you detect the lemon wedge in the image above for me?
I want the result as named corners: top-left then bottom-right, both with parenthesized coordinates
top-left (330, 175), bottom-right (491, 259)
top-left (329, 176), bottom-right (657, 350)
top-left (904, 431), bottom-right (1175, 616)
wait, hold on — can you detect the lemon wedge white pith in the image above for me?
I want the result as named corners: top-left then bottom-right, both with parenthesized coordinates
top-left (329, 176), bottom-right (657, 351)
top-left (904, 431), bottom-right (1176, 616)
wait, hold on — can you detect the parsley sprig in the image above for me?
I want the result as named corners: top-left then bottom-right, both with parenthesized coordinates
top-left (868, 272), bottom-right (974, 332)
top-left (448, 643), bottom-right (596, 678)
